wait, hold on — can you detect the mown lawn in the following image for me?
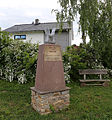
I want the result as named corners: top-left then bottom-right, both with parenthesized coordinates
top-left (0, 80), bottom-right (112, 120)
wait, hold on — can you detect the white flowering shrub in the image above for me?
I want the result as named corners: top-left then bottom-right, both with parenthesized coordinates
top-left (64, 62), bottom-right (71, 83)
top-left (0, 69), bottom-right (2, 77)
top-left (5, 67), bottom-right (14, 82)
top-left (0, 30), bottom-right (39, 83)
top-left (17, 73), bottom-right (27, 84)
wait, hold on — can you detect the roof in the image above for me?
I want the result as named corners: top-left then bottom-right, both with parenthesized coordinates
top-left (4, 22), bottom-right (72, 33)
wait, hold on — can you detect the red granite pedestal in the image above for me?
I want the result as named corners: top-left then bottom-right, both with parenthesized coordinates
top-left (31, 44), bottom-right (70, 115)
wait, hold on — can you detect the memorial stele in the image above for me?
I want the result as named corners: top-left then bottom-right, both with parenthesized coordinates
top-left (30, 28), bottom-right (70, 115)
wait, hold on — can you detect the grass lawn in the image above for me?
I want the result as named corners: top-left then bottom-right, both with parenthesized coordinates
top-left (0, 80), bottom-right (112, 120)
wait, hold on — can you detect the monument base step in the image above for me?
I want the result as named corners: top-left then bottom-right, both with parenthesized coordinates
top-left (31, 87), bottom-right (70, 115)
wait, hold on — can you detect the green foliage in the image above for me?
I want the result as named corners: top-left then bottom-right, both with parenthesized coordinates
top-left (55, 0), bottom-right (100, 35)
top-left (88, 1), bottom-right (112, 69)
top-left (55, 0), bottom-right (112, 37)
top-left (0, 31), bottom-right (38, 83)
top-left (83, 43), bottom-right (102, 69)
top-left (0, 31), bottom-right (12, 68)
top-left (56, 0), bottom-right (112, 70)
top-left (49, 104), bottom-right (55, 113)
top-left (63, 44), bottom-right (104, 82)
top-left (63, 45), bottom-right (87, 82)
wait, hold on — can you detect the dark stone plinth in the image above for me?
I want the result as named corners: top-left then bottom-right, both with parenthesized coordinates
top-left (35, 44), bottom-right (66, 92)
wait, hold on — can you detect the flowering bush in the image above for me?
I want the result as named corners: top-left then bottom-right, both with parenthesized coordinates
top-left (0, 31), bottom-right (38, 83)
top-left (1, 30), bottom-right (107, 84)
top-left (63, 62), bottom-right (71, 83)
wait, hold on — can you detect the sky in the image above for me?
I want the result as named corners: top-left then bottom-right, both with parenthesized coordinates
top-left (0, 0), bottom-right (83, 45)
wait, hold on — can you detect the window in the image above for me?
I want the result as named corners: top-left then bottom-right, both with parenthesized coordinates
top-left (21, 35), bottom-right (26, 39)
top-left (14, 35), bottom-right (21, 39)
top-left (14, 35), bottom-right (26, 40)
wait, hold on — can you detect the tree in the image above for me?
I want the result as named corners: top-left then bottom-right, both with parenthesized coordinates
top-left (54, 0), bottom-right (100, 42)
top-left (88, 1), bottom-right (112, 69)
top-left (55, 0), bottom-right (112, 69)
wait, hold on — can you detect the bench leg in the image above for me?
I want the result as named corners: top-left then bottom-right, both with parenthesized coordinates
top-left (81, 83), bottom-right (86, 87)
top-left (103, 81), bottom-right (109, 87)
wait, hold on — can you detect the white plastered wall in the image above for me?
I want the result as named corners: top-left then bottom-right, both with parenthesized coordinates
top-left (10, 31), bottom-right (44, 45)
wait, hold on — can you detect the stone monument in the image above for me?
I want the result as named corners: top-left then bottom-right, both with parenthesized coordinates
top-left (30, 28), bottom-right (70, 115)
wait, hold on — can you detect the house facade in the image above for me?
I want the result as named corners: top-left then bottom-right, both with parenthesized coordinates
top-left (4, 19), bottom-right (73, 51)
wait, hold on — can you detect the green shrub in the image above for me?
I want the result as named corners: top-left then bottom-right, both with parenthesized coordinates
top-left (63, 44), bottom-right (103, 82)
top-left (63, 45), bottom-right (87, 82)
top-left (0, 31), bottom-right (39, 83)
top-left (1, 30), bottom-right (108, 84)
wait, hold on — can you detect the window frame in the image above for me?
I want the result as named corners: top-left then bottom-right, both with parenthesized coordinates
top-left (14, 35), bottom-right (26, 40)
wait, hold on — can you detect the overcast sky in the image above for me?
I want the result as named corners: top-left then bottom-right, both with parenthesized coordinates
top-left (0, 0), bottom-right (83, 45)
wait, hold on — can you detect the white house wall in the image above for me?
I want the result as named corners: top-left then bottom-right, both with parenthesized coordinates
top-left (11, 31), bottom-right (44, 45)
top-left (69, 29), bottom-right (73, 46)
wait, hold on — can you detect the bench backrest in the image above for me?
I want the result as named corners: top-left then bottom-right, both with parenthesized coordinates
top-left (79, 69), bottom-right (107, 75)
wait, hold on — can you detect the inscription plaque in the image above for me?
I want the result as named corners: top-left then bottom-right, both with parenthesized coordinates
top-left (44, 45), bottom-right (62, 61)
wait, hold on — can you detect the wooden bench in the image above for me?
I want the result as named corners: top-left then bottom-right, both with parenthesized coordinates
top-left (79, 69), bottom-right (110, 87)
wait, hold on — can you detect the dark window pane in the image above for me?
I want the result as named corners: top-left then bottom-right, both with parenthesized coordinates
top-left (15, 35), bottom-right (20, 39)
top-left (21, 35), bottom-right (26, 39)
